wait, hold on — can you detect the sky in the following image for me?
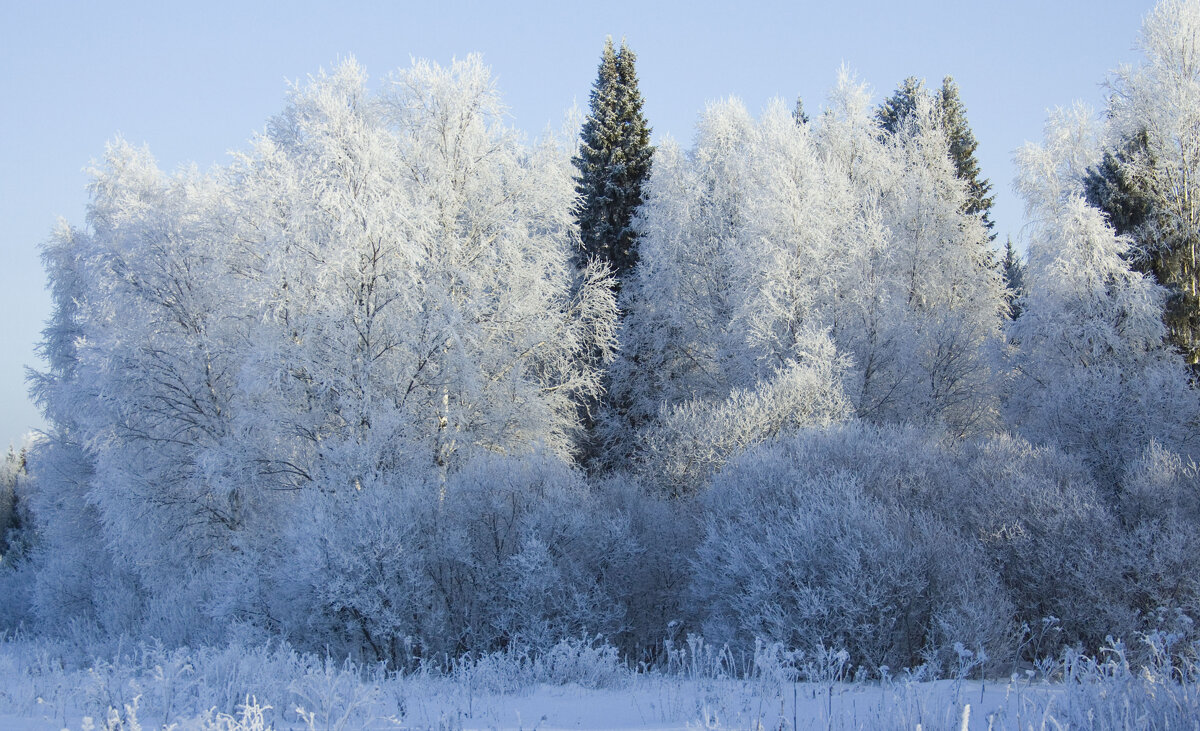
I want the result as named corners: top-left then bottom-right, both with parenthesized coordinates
top-left (0, 0), bottom-right (1154, 448)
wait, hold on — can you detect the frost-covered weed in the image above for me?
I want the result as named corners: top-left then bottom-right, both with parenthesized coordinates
top-left (664, 634), bottom-right (738, 680)
top-left (534, 637), bottom-right (627, 689)
top-left (1, 632), bottom-right (1199, 729)
top-left (290, 656), bottom-right (384, 731)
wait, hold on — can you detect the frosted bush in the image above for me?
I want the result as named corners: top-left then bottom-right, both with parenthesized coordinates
top-left (429, 451), bottom-right (639, 656)
top-left (532, 637), bottom-right (627, 688)
top-left (276, 451), bottom-right (640, 664)
top-left (943, 435), bottom-right (1135, 653)
top-left (640, 335), bottom-right (852, 496)
top-left (692, 427), bottom-right (1011, 672)
top-left (1117, 443), bottom-right (1200, 642)
top-left (590, 474), bottom-right (701, 660)
top-left (273, 476), bottom-right (436, 665)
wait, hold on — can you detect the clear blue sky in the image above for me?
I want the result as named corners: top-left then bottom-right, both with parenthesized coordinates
top-left (0, 0), bottom-right (1153, 447)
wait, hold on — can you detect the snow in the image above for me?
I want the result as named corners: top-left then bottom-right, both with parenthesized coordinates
top-left (0, 675), bottom-right (1065, 731)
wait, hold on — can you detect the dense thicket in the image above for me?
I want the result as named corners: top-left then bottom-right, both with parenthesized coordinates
top-left (3, 0), bottom-right (1199, 676)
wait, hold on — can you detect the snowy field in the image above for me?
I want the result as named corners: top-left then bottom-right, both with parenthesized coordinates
top-left (0, 638), bottom-right (1195, 730)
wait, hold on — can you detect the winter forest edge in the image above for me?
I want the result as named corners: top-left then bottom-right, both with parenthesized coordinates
top-left (1, 1), bottom-right (1200, 728)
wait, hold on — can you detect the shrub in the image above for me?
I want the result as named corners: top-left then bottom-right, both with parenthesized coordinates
top-left (692, 426), bottom-right (1011, 672)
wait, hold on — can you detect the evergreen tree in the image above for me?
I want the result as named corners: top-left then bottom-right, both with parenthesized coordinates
top-left (793, 96), bottom-right (810, 125)
top-left (1085, 0), bottom-right (1200, 371)
top-left (1083, 131), bottom-right (1200, 363)
top-left (1086, 130), bottom-right (1200, 373)
top-left (1082, 131), bottom-right (1177, 335)
top-left (1001, 237), bottom-right (1026, 319)
top-left (572, 39), bottom-right (654, 288)
top-left (875, 76), bottom-right (925, 135)
top-left (1010, 109), bottom-right (1200, 484)
top-left (0, 444), bottom-right (27, 561)
top-left (1083, 131), bottom-right (1155, 238)
top-left (936, 77), bottom-right (995, 232)
top-left (877, 77), bottom-right (995, 233)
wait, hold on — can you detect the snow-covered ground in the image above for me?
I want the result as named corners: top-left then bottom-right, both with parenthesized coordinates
top-left (0, 677), bottom-right (1052, 730)
top-left (0, 638), bottom-right (1194, 730)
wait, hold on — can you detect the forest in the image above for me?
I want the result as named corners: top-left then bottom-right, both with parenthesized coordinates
top-left (0, 2), bottom-right (1198, 728)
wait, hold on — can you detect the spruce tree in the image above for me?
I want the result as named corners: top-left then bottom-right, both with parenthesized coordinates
top-left (1083, 131), bottom-right (1155, 239)
top-left (875, 76), bottom-right (925, 135)
top-left (793, 96), bottom-right (810, 125)
top-left (877, 77), bottom-right (995, 233)
top-left (936, 77), bottom-right (995, 233)
top-left (1088, 0), bottom-right (1200, 373)
top-left (573, 39), bottom-right (654, 289)
top-left (1086, 130), bottom-right (1200, 373)
top-left (1001, 237), bottom-right (1026, 319)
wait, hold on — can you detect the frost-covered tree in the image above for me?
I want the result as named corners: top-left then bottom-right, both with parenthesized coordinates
top-left (824, 75), bottom-right (1004, 435)
top-left (879, 76), bottom-right (995, 232)
top-left (572, 38), bottom-right (653, 286)
top-left (1009, 107), bottom-right (1200, 485)
top-left (23, 217), bottom-right (145, 635)
top-left (875, 92), bottom-right (1004, 433)
top-left (0, 443), bottom-right (29, 566)
top-left (26, 142), bottom-right (264, 638)
top-left (25, 57), bottom-right (617, 641)
top-left (603, 96), bottom-right (853, 477)
top-left (1094, 0), bottom-right (1200, 369)
top-left (601, 100), bottom-right (759, 466)
top-left (606, 71), bottom-right (1003, 483)
top-left (233, 58), bottom-right (616, 482)
top-left (792, 96), bottom-right (810, 125)
top-left (876, 76), bottom-right (926, 135)
top-left (936, 77), bottom-right (995, 232)
top-left (1001, 238), bottom-right (1026, 318)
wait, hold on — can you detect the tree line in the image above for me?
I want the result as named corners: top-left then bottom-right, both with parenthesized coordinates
top-left (1, 1), bottom-right (1198, 675)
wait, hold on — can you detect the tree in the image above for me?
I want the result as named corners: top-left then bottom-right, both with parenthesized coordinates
top-left (936, 77), bottom-right (995, 232)
top-left (840, 79), bottom-right (1004, 435)
top-left (1083, 131), bottom-right (1156, 239)
top-left (0, 443), bottom-right (29, 564)
top-left (606, 72), bottom-right (1003, 481)
top-left (32, 141), bottom-right (259, 638)
top-left (1001, 237), bottom-right (1026, 318)
top-left (1090, 0), bottom-right (1200, 370)
top-left (235, 58), bottom-right (616, 480)
top-left (24, 57), bottom-right (618, 643)
top-left (602, 96), bottom-right (852, 475)
top-left (878, 76), bottom-right (995, 232)
top-left (792, 96), bottom-right (810, 125)
top-left (875, 76), bottom-right (925, 135)
top-left (572, 39), bottom-right (654, 288)
top-left (1009, 107), bottom-right (1200, 484)
top-left (23, 217), bottom-right (144, 635)
top-left (602, 100), bottom-right (757, 462)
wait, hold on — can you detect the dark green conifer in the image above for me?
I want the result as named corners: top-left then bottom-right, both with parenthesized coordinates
top-left (1083, 131), bottom-right (1155, 240)
top-left (877, 76), bottom-right (996, 234)
top-left (793, 96), bottom-right (810, 125)
top-left (1085, 130), bottom-right (1200, 371)
top-left (1001, 237), bottom-right (1026, 319)
top-left (573, 38), bottom-right (654, 290)
top-left (876, 76), bottom-right (925, 135)
top-left (936, 77), bottom-right (995, 233)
